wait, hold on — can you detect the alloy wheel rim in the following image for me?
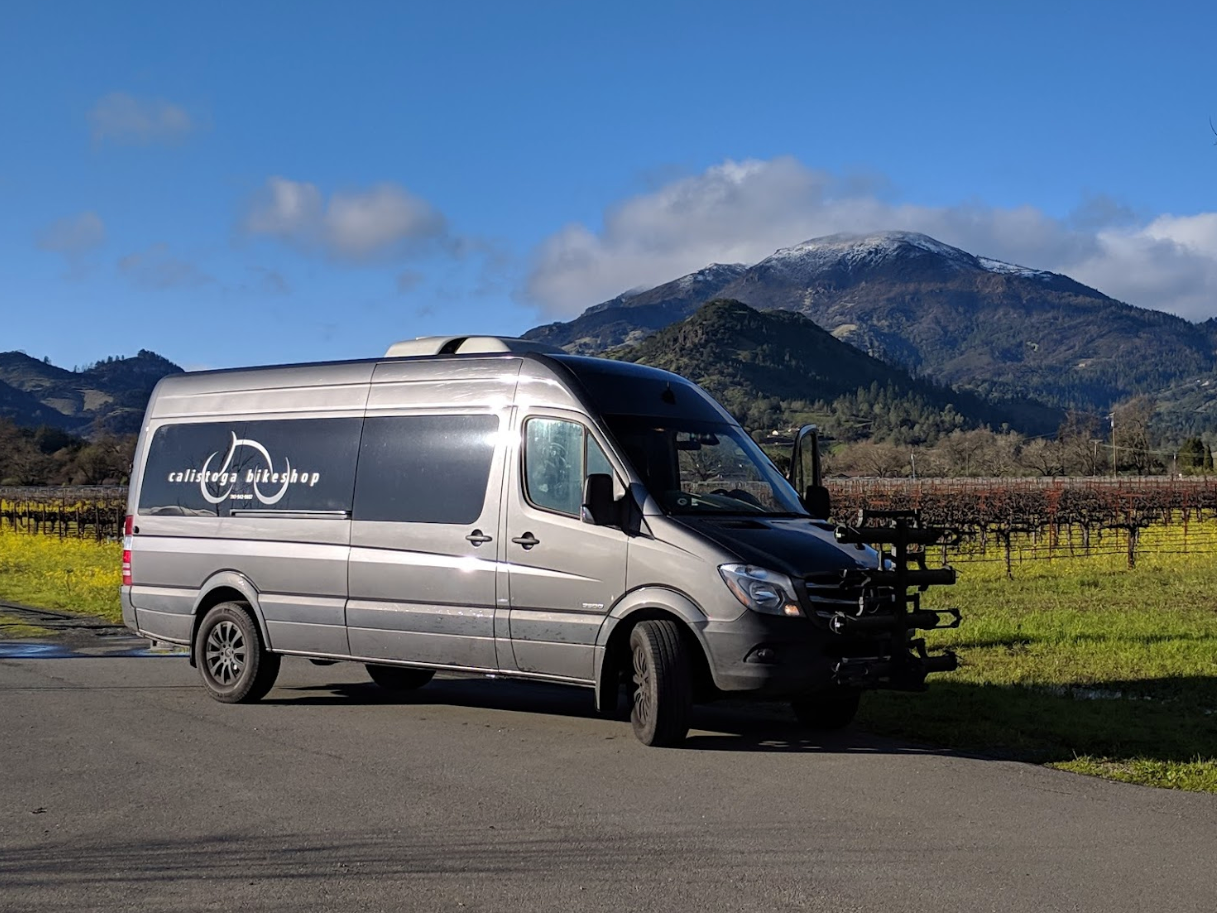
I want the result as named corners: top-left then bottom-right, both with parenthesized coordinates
top-left (632, 644), bottom-right (652, 728)
top-left (205, 620), bottom-right (246, 686)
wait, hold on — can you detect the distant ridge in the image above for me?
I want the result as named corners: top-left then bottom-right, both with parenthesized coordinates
top-left (525, 263), bottom-right (747, 354)
top-left (0, 349), bottom-right (182, 435)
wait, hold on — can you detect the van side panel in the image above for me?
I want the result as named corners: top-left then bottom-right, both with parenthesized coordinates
top-left (127, 366), bottom-right (371, 650)
top-left (344, 360), bottom-right (519, 670)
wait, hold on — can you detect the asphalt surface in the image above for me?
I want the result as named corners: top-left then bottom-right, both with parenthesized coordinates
top-left (1, 633), bottom-right (1215, 913)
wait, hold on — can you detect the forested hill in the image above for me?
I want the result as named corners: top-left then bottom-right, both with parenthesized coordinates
top-left (0, 349), bottom-right (182, 436)
top-left (612, 299), bottom-right (1063, 443)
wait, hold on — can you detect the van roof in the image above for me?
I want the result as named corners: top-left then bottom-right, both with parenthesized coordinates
top-left (145, 348), bottom-right (730, 425)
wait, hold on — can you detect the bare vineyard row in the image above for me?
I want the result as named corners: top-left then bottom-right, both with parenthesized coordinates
top-left (6, 479), bottom-right (1217, 569)
top-left (828, 477), bottom-right (1217, 570)
top-left (1, 487), bottom-right (128, 541)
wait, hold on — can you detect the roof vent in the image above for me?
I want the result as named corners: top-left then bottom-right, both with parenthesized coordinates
top-left (384, 336), bottom-right (564, 358)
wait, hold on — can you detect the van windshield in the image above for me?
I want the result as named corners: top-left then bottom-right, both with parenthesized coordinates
top-left (604, 416), bottom-right (807, 516)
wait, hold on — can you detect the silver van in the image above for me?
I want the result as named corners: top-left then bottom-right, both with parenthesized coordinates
top-left (122, 335), bottom-right (958, 746)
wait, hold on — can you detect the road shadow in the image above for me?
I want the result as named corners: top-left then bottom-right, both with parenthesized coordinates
top-left (264, 669), bottom-right (1217, 764)
top-left (264, 674), bottom-right (958, 757)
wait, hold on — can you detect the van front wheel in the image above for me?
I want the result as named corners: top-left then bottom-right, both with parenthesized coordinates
top-left (195, 602), bottom-right (280, 704)
top-left (365, 665), bottom-right (435, 691)
top-left (629, 620), bottom-right (692, 747)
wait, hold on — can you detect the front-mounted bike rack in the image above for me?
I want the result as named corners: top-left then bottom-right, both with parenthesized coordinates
top-left (829, 509), bottom-right (961, 690)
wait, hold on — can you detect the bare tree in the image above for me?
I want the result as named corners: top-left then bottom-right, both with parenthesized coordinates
top-left (1019, 437), bottom-right (1064, 477)
top-left (836, 441), bottom-right (909, 478)
top-left (1058, 411), bottom-right (1105, 476)
top-left (1110, 397), bottom-right (1158, 475)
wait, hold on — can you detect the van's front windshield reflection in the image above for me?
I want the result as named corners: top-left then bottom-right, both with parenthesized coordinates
top-left (604, 416), bottom-right (807, 516)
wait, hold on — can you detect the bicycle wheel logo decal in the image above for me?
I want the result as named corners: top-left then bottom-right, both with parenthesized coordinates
top-left (165, 432), bottom-right (322, 505)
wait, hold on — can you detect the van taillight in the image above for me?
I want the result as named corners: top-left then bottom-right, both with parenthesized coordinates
top-left (122, 515), bottom-right (134, 586)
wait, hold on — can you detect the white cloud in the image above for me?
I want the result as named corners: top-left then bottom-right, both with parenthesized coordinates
top-left (118, 244), bottom-right (212, 289)
top-left (37, 211), bottom-right (106, 254)
top-left (525, 157), bottom-right (1217, 322)
top-left (244, 177), bottom-right (447, 261)
top-left (89, 92), bottom-right (195, 145)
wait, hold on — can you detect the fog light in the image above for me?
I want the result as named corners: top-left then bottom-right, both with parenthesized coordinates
top-left (745, 647), bottom-right (778, 664)
top-left (783, 603), bottom-right (800, 617)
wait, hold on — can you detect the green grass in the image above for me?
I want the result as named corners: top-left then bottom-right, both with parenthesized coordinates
top-left (860, 547), bottom-right (1217, 792)
top-left (0, 529), bottom-right (122, 622)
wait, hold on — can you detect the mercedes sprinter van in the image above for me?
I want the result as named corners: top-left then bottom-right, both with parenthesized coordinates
top-left (122, 335), bottom-right (957, 746)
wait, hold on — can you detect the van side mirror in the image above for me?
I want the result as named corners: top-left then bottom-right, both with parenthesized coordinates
top-left (581, 473), bottom-right (616, 526)
top-left (789, 424), bottom-right (831, 519)
top-left (802, 485), bottom-right (831, 520)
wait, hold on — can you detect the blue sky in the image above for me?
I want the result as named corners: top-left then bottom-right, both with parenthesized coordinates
top-left (3, 0), bottom-right (1217, 370)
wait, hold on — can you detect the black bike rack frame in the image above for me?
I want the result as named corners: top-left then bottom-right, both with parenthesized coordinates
top-left (829, 509), bottom-right (961, 690)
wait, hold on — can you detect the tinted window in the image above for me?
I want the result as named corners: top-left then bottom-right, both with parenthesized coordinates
top-left (354, 414), bottom-right (499, 523)
top-left (138, 418), bottom-right (361, 516)
top-left (552, 356), bottom-right (726, 422)
top-left (587, 436), bottom-right (612, 478)
top-left (524, 418), bottom-right (613, 517)
top-left (604, 415), bottom-right (806, 516)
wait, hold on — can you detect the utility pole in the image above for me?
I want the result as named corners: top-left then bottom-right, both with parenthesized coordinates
top-left (1109, 413), bottom-right (1117, 478)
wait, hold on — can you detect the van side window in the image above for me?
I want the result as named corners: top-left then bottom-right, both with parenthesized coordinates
top-left (137, 418), bottom-right (361, 516)
top-left (524, 418), bottom-right (611, 517)
top-left (354, 414), bottom-right (499, 524)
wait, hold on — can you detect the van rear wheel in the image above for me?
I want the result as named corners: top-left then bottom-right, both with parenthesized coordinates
top-left (629, 620), bottom-right (692, 747)
top-left (791, 689), bottom-right (861, 730)
top-left (365, 665), bottom-right (435, 691)
top-left (195, 602), bottom-right (280, 704)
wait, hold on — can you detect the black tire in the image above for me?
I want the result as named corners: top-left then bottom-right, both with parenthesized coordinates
top-left (194, 602), bottom-right (280, 704)
top-left (365, 664), bottom-right (435, 691)
top-left (629, 620), bottom-right (693, 747)
top-left (791, 689), bottom-right (861, 730)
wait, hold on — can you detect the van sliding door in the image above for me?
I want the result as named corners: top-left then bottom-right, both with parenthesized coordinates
top-left (346, 412), bottom-right (505, 670)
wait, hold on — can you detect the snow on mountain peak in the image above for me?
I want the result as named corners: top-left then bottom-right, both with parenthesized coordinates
top-left (757, 231), bottom-right (1059, 284)
top-left (976, 257), bottom-right (1055, 281)
top-left (766, 231), bottom-right (977, 271)
top-left (674, 262), bottom-right (748, 291)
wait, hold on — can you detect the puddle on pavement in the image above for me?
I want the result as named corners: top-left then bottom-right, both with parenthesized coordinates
top-left (0, 643), bottom-right (73, 659)
top-left (0, 640), bottom-right (189, 659)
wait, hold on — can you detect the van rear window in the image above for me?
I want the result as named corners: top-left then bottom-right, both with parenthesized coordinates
top-left (353, 414), bottom-right (499, 524)
top-left (138, 418), bottom-right (362, 516)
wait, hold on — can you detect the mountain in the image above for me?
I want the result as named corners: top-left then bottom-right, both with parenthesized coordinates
top-left (612, 299), bottom-right (1062, 441)
top-left (524, 263), bottom-right (747, 353)
top-left (528, 231), bottom-right (1215, 412)
top-left (0, 349), bottom-right (182, 436)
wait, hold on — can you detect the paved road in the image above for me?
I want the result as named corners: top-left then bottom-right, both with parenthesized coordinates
top-left (1, 636), bottom-right (1214, 913)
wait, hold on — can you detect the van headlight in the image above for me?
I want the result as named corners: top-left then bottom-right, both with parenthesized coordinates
top-left (718, 564), bottom-right (802, 617)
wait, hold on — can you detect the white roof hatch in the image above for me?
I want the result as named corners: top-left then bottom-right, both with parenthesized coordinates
top-left (384, 336), bottom-right (564, 358)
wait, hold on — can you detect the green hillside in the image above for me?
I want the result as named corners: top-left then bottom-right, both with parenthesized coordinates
top-left (612, 299), bottom-right (1062, 443)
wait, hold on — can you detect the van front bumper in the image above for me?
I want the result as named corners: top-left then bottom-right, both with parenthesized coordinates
top-left (702, 612), bottom-right (836, 696)
top-left (700, 610), bottom-right (955, 697)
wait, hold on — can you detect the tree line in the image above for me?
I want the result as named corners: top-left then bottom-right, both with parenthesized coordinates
top-left (0, 420), bottom-right (136, 486)
top-left (823, 399), bottom-right (1213, 478)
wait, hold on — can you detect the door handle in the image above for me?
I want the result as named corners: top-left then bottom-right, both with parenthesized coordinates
top-left (511, 532), bottom-right (540, 549)
top-left (465, 530), bottom-right (493, 546)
